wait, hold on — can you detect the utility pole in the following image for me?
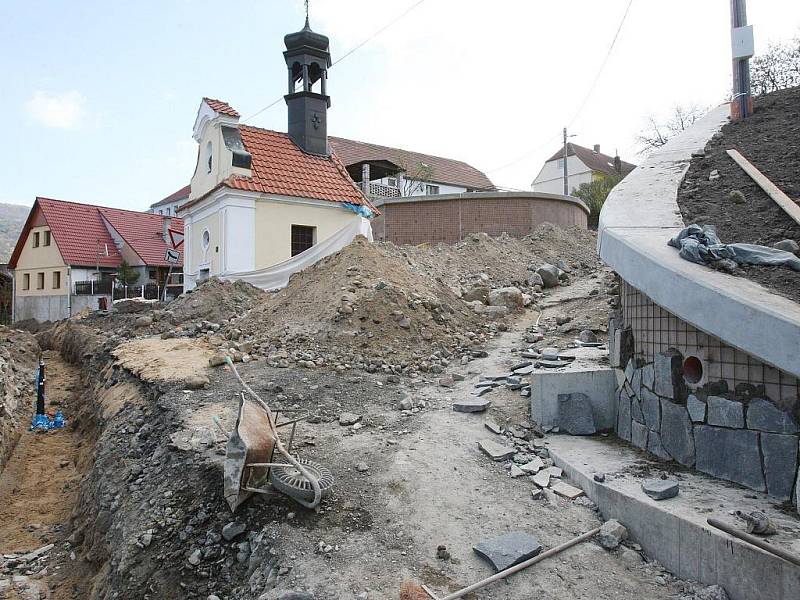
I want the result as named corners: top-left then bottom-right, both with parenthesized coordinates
top-left (562, 127), bottom-right (569, 196)
top-left (730, 0), bottom-right (754, 121)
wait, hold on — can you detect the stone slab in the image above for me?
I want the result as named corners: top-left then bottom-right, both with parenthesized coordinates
top-left (707, 396), bottom-right (744, 428)
top-left (631, 420), bottom-right (648, 450)
top-left (642, 479), bottom-right (679, 500)
top-left (641, 363), bottom-right (655, 391)
top-left (478, 439), bottom-right (515, 461)
top-left (557, 392), bottom-right (596, 435)
top-left (484, 421), bottom-right (502, 435)
top-left (520, 457), bottom-right (544, 474)
top-left (695, 426), bottom-right (765, 491)
top-left (631, 392), bottom-right (645, 424)
top-left (473, 532), bottom-right (543, 572)
top-left (640, 388), bottom-right (661, 431)
top-left (532, 471), bottom-right (550, 488)
top-left (453, 398), bottom-right (491, 413)
top-left (687, 394), bottom-right (706, 423)
top-left (551, 481), bottom-right (584, 499)
top-left (660, 399), bottom-right (696, 466)
top-left (654, 350), bottom-right (683, 400)
top-left (761, 433), bottom-right (799, 500)
top-left (747, 398), bottom-right (799, 434)
top-left (617, 387), bottom-right (632, 442)
top-left (646, 430), bottom-right (670, 459)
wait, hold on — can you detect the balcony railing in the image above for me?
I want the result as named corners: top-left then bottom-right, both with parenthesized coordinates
top-left (368, 182), bottom-right (401, 198)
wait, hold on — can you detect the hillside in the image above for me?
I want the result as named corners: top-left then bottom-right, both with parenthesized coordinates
top-left (0, 203), bottom-right (29, 263)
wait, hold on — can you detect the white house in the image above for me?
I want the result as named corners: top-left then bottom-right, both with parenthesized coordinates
top-left (532, 143), bottom-right (635, 195)
top-left (177, 19), bottom-right (376, 292)
top-left (148, 185), bottom-right (190, 217)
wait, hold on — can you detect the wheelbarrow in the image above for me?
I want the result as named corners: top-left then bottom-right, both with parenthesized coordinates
top-left (221, 359), bottom-right (334, 512)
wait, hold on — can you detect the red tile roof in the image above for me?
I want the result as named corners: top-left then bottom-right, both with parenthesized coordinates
top-left (329, 136), bottom-right (496, 191)
top-left (150, 184), bottom-right (191, 209)
top-left (203, 98), bottom-right (240, 118)
top-left (181, 125), bottom-right (376, 213)
top-left (98, 207), bottom-right (184, 267)
top-left (546, 143), bottom-right (636, 178)
top-left (8, 198), bottom-right (183, 269)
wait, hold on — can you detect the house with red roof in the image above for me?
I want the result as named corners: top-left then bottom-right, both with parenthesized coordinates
top-left (8, 198), bottom-right (183, 322)
top-left (178, 18), bottom-right (381, 291)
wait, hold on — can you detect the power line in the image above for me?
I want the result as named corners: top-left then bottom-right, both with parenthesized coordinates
top-left (485, 132), bottom-right (560, 174)
top-left (242, 0), bottom-right (429, 123)
top-left (566, 0), bottom-right (634, 128)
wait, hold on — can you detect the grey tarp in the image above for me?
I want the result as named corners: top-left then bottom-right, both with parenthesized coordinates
top-left (668, 224), bottom-right (800, 271)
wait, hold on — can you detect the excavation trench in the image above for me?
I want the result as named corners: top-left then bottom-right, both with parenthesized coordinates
top-left (0, 341), bottom-right (101, 599)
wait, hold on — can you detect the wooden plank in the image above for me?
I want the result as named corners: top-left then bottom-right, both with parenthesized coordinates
top-left (726, 148), bottom-right (800, 227)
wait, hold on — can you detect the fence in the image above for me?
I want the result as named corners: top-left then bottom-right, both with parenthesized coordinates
top-left (74, 281), bottom-right (161, 301)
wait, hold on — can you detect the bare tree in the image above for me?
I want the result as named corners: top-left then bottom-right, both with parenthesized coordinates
top-left (751, 35), bottom-right (800, 96)
top-left (636, 105), bottom-right (706, 152)
top-left (395, 151), bottom-right (434, 196)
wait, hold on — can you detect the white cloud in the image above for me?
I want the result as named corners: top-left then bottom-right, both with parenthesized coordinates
top-left (25, 91), bottom-right (86, 129)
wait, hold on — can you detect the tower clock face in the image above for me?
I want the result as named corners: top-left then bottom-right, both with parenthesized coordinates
top-left (311, 112), bottom-right (322, 130)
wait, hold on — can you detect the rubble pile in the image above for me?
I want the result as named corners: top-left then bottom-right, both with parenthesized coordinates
top-left (168, 278), bottom-right (267, 324)
top-left (0, 327), bottom-right (38, 470)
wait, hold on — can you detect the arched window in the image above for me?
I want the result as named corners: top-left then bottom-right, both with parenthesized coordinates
top-left (201, 229), bottom-right (210, 250)
top-left (206, 141), bottom-right (213, 173)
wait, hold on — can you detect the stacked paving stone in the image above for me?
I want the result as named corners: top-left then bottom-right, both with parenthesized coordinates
top-left (615, 349), bottom-right (799, 511)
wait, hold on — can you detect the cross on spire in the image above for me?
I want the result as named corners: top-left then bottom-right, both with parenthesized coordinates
top-left (304, 0), bottom-right (310, 25)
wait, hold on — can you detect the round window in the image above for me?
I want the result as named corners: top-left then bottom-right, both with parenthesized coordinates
top-left (201, 229), bottom-right (210, 250)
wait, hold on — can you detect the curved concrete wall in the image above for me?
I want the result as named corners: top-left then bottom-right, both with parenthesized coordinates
top-left (598, 104), bottom-right (800, 380)
top-left (371, 191), bottom-right (588, 245)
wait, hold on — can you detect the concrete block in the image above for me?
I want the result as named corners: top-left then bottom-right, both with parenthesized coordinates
top-left (687, 394), bottom-right (706, 423)
top-left (761, 432), bottom-right (798, 500)
top-left (707, 396), bottom-right (744, 428)
top-left (557, 393), bottom-right (596, 435)
top-left (747, 398), bottom-right (799, 434)
top-left (640, 388), bottom-right (661, 431)
top-left (654, 349), bottom-right (684, 400)
top-left (631, 420), bottom-right (648, 450)
top-left (660, 399), bottom-right (695, 467)
top-left (530, 363), bottom-right (617, 432)
top-left (617, 387), bottom-right (632, 442)
top-left (641, 363), bottom-right (655, 391)
top-left (695, 426), bottom-right (765, 491)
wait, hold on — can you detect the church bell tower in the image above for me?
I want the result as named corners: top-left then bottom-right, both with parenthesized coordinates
top-left (283, 13), bottom-right (332, 156)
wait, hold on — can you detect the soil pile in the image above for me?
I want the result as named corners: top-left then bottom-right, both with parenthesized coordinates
top-left (238, 236), bottom-right (492, 375)
top-left (677, 85), bottom-right (800, 302)
top-left (0, 327), bottom-right (39, 471)
top-left (384, 223), bottom-right (601, 293)
top-left (168, 278), bottom-right (266, 324)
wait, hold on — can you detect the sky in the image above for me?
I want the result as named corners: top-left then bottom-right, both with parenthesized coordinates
top-left (1, 0), bottom-right (799, 211)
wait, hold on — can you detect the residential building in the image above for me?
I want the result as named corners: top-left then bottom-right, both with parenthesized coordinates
top-left (328, 137), bottom-right (495, 200)
top-left (149, 184), bottom-right (190, 216)
top-left (8, 198), bottom-right (183, 322)
top-left (178, 18), bottom-right (376, 291)
top-left (531, 143), bottom-right (635, 195)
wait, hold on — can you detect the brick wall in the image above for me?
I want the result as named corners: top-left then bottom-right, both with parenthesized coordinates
top-left (372, 193), bottom-right (588, 245)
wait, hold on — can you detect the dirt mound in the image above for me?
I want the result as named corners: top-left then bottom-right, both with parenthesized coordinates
top-left (238, 236), bottom-right (492, 374)
top-left (168, 277), bottom-right (266, 324)
top-left (0, 327), bottom-right (39, 472)
top-left (678, 85), bottom-right (800, 302)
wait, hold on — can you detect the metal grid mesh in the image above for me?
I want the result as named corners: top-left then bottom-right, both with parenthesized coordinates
top-left (621, 281), bottom-right (799, 405)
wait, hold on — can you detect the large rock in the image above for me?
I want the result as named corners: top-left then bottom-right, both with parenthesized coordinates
top-left (695, 426), bottom-right (765, 490)
top-left (598, 520), bottom-right (628, 549)
top-left (640, 388), bottom-right (661, 432)
top-left (642, 479), bottom-right (679, 500)
top-left (660, 399), bottom-right (695, 466)
top-left (557, 393), bottom-right (596, 435)
top-left (746, 398), bottom-right (798, 433)
top-left (536, 264), bottom-right (560, 288)
top-left (654, 350), bottom-right (685, 400)
top-left (707, 396), bottom-right (744, 428)
top-left (773, 239), bottom-right (799, 255)
top-left (488, 287), bottom-right (524, 311)
top-left (760, 433), bottom-right (798, 500)
top-left (617, 387), bottom-right (632, 442)
top-left (473, 532), bottom-right (542, 572)
top-left (462, 285), bottom-right (491, 303)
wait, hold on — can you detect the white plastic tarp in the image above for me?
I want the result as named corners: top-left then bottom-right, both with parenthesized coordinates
top-left (220, 217), bottom-right (373, 291)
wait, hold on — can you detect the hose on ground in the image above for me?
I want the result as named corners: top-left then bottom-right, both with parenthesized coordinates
top-left (225, 357), bottom-right (323, 510)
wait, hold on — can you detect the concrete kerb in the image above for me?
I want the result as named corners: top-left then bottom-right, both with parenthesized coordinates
top-left (547, 436), bottom-right (800, 600)
top-left (596, 103), bottom-right (800, 379)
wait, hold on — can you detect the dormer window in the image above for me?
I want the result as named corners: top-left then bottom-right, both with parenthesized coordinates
top-left (206, 141), bottom-right (213, 173)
